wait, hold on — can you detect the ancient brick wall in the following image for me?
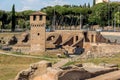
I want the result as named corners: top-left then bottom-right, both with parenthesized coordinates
top-left (30, 12), bottom-right (46, 53)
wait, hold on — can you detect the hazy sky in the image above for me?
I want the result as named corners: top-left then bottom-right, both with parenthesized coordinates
top-left (0, 0), bottom-right (119, 11)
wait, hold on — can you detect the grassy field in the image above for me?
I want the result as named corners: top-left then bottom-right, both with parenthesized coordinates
top-left (0, 54), bottom-right (59, 80)
top-left (64, 53), bottom-right (120, 67)
top-left (1, 53), bottom-right (120, 80)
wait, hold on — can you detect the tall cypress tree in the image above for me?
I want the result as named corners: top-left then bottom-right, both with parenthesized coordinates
top-left (11, 4), bottom-right (16, 32)
top-left (93, 0), bottom-right (96, 6)
top-left (88, 3), bottom-right (90, 8)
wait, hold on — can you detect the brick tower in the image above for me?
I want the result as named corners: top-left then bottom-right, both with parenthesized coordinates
top-left (30, 12), bottom-right (46, 53)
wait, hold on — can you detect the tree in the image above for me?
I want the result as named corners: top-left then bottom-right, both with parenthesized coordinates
top-left (0, 11), bottom-right (7, 30)
top-left (83, 3), bottom-right (87, 8)
top-left (11, 4), bottom-right (16, 32)
top-left (88, 3), bottom-right (91, 8)
top-left (114, 12), bottom-right (120, 25)
top-left (41, 5), bottom-right (92, 29)
top-left (88, 2), bottom-right (120, 27)
top-left (93, 0), bottom-right (96, 6)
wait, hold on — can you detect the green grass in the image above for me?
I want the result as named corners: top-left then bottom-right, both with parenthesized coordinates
top-left (0, 54), bottom-right (59, 80)
top-left (64, 53), bottom-right (120, 68)
top-left (63, 61), bottom-right (77, 66)
top-left (12, 51), bottom-right (24, 54)
top-left (1, 53), bottom-right (120, 80)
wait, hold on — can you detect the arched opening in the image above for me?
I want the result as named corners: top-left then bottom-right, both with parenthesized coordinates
top-left (39, 15), bottom-right (42, 20)
top-left (91, 35), bottom-right (94, 43)
top-left (33, 15), bottom-right (36, 21)
top-left (76, 36), bottom-right (78, 41)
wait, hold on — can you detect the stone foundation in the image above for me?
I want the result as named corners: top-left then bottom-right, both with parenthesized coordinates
top-left (15, 61), bottom-right (119, 80)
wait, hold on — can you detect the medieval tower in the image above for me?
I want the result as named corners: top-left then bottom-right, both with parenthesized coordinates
top-left (96, 0), bottom-right (109, 4)
top-left (30, 12), bottom-right (46, 53)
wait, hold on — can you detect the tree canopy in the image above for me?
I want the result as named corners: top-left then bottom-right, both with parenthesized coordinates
top-left (0, 2), bottom-right (119, 30)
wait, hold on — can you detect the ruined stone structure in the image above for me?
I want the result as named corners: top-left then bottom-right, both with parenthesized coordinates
top-left (30, 12), bottom-right (46, 52)
top-left (15, 61), bottom-right (120, 80)
top-left (45, 30), bottom-right (109, 53)
top-left (4, 11), bottom-right (118, 55)
top-left (1, 11), bottom-right (120, 56)
top-left (96, 0), bottom-right (109, 4)
top-left (28, 11), bottom-right (110, 54)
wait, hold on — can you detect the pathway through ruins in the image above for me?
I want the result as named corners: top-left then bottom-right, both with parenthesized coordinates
top-left (53, 55), bottom-right (81, 68)
top-left (0, 50), bottom-right (81, 68)
top-left (0, 51), bottom-right (56, 60)
top-left (53, 58), bottom-right (70, 68)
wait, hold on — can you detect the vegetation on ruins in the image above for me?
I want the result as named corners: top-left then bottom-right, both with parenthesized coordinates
top-left (0, 2), bottom-right (119, 30)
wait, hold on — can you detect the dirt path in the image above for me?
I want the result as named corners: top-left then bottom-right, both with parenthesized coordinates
top-left (53, 55), bottom-right (81, 68)
top-left (88, 70), bottom-right (120, 80)
top-left (0, 51), bottom-right (80, 68)
top-left (0, 52), bottom-right (42, 58)
top-left (0, 51), bottom-right (73, 68)
top-left (53, 59), bottom-right (70, 68)
top-left (0, 51), bottom-right (56, 60)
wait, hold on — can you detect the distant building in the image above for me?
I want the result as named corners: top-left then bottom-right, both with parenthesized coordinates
top-left (96, 0), bottom-right (109, 4)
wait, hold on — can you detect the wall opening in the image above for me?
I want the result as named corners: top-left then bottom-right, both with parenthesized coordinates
top-left (37, 33), bottom-right (40, 36)
top-left (39, 15), bottom-right (42, 20)
top-left (33, 15), bottom-right (36, 21)
top-left (91, 35), bottom-right (94, 42)
top-left (76, 36), bottom-right (78, 41)
top-left (84, 32), bottom-right (89, 42)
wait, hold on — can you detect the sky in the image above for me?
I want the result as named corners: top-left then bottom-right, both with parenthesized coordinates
top-left (0, 0), bottom-right (119, 11)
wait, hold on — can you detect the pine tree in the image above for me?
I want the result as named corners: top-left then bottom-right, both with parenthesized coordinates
top-left (11, 4), bottom-right (16, 32)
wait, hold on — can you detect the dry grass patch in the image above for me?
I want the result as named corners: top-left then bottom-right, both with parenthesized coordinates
top-left (0, 54), bottom-right (41, 80)
top-left (0, 53), bottom-right (60, 80)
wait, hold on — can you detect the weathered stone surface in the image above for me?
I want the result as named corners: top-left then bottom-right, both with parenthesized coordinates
top-left (58, 68), bottom-right (91, 80)
top-left (15, 61), bottom-right (52, 80)
top-left (15, 61), bottom-right (120, 80)
top-left (15, 61), bottom-right (92, 80)
top-left (82, 63), bottom-right (118, 77)
top-left (75, 63), bottom-right (83, 67)
top-left (33, 68), bottom-right (61, 80)
top-left (33, 68), bottom-right (91, 80)
top-left (87, 70), bottom-right (120, 80)
top-left (99, 63), bottom-right (118, 68)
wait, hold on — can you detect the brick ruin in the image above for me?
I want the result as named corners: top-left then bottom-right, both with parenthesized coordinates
top-left (28, 11), bottom-right (109, 54)
top-left (0, 11), bottom-right (120, 56)
top-left (15, 61), bottom-right (120, 80)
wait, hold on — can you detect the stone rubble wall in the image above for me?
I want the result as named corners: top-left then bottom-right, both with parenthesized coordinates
top-left (83, 43), bottom-right (120, 58)
top-left (15, 61), bottom-right (92, 80)
top-left (15, 61), bottom-right (119, 80)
